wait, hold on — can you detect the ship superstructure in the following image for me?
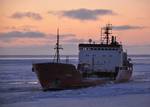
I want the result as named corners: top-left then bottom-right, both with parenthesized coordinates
top-left (78, 24), bottom-right (133, 80)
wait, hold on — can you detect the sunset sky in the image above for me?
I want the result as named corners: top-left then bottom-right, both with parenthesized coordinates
top-left (0, 0), bottom-right (150, 55)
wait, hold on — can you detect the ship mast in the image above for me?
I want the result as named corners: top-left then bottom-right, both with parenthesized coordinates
top-left (101, 24), bottom-right (112, 45)
top-left (54, 28), bottom-right (63, 63)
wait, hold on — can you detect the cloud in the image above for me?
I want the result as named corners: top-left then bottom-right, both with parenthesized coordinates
top-left (112, 25), bottom-right (145, 30)
top-left (0, 31), bottom-right (51, 47)
top-left (0, 31), bottom-right (76, 40)
top-left (61, 34), bottom-right (76, 38)
top-left (49, 8), bottom-right (116, 21)
top-left (0, 31), bottom-right (46, 41)
top-left (0, 31), bottom-right (80, 47)
top-left (3, 25), bottom-right (37, 31)
top-left (42, 33), bottom-right (76, 42)
top-left (10, 12), bottom-right (43, 20)
top-left (64, 38), bottom-right (86, 43)
top-left (50, 33), bottom-right (83, 43)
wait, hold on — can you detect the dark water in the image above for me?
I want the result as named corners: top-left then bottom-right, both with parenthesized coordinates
top-left (0, 55), bottom-right (150, 105)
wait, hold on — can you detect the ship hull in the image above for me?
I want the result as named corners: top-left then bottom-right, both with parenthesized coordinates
top-left (32, 63), bottom-right (132, 91)
top-left (32, 63), bottom-right (107, 91)
top-left (32, 63), bottom-right (83, 91)
top-left (81, 68), bottom-right (133, 82)
top-left (115, 69), bottom-right (132, 82)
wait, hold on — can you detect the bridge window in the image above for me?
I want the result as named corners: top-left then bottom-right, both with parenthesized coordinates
top-left (80, 48), bottom-right (83, 50)
top-left (94, 48), bottom-right (97, 50)
top-left (86, 54), bottom-right (89, 56)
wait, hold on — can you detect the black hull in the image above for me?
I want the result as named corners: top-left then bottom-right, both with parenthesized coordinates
top-left (82, 70), bottom-right (132, 82)
top-left (82, 71), bottom-right (118, 79)
top-left (32, 63), bottom-right (83, 91)
top-left (32, 63), bottom-right (109, 91)
top-left (32, 63), bottom-right (132, 91)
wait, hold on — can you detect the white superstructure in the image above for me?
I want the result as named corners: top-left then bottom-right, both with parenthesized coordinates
top-left (79, 44), bottom-right (123, 72)
top-left (78, 24), bottom-right (129, 73)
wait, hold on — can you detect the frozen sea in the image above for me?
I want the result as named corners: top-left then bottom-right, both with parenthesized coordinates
top-left (0, 55), bottom-right (150, 107)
